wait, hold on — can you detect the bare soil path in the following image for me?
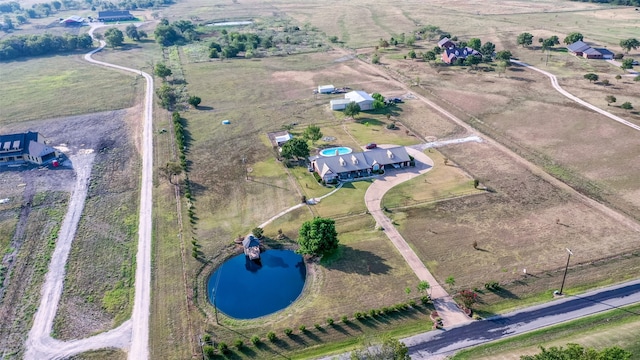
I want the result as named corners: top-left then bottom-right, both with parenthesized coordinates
top-left (24, 24), bottom-right (154, 360)
top-left (511, 60), bottom-right (640, 132)
top-left (364, 145), bottom-right (472, 328)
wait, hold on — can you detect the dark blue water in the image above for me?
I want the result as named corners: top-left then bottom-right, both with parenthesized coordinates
top-left (207, 250), bottom-right (306, 319)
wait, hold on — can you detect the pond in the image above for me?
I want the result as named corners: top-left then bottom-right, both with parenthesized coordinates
top-left (320, 146), bottom-right (353, 157)
top-left (207, 250), bottom-right (306, 319)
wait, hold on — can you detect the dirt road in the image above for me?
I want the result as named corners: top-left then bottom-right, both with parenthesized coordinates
top-left (364, 146), bottom-right (471, 328)
top-left (511, 60), bottom-right (640, 132)
top-left (24, 24), bottom-right (154, 359)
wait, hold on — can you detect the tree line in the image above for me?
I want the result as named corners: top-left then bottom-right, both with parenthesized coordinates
top-left (0, 33), bottom-right (92, 60)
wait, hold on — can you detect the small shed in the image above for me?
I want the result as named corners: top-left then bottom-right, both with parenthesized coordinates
top-left (274, 133), bottom-right (293, 146)
top-left (330, 99), bottom-right (352, 110)
top-left (318, 85), bottom-right (335, 94)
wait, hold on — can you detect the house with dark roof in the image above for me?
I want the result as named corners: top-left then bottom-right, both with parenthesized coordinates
top-left (441, 46), bottom-right (481, 64)
top-left (97, 10), bottom-right (135, 22)
top-left (567, 41), bottom-right (591, 56)
top-left (310, 146), bottom-right (412, 182)
top-left (437, 37), bottom-right (454, 49)
top-left (0, 132), bottom-right (58, 167)
top-left (567, 40), bottom-right (614, 60)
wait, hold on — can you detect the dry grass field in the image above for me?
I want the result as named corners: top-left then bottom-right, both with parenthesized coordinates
top-left (394, 141), bottom-right (640, 314)
top-left (2, 0), bottom-right (640, 358)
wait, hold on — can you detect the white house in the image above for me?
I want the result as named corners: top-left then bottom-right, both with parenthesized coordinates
top-left (345, 91), bottom-right (374, 111)
top-left (318, 85), bottom-right (335, 94)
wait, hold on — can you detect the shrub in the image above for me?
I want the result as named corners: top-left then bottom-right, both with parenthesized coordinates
top-left (408, 300), bottom-right (417, 307)
top-left (203, 345), bottom-right (215, 358)
top-left (251, 227), bottom-right (263, 238)
top-left (250, 335), bottom-right (260, 345)
top-left (267, 331), bottom-right (277, 342)
top-left (369, 309), bottom-right (377, 317)
top-left (217, 342), bottom-right (229, 354)
top-left (485, 281), bottom-right (500, 291)
top-left (284, 328), bottom-right (293, 336)
top-left (299, 325), bottom-right (306, 332)
top-left (314, 323), bottom-right (322, 330)
top-left (301, 195), bottom-right (307, 203)
top-left (234, 339), bottom-right (244, 349)
top-left (386, 122), bottom-right (396, 129)
top-left (420, 296), bottom-right (430, 304)
top-left (202, 334), bottom-right (211, 344)
top-left (341, 315), bottom-right (349, 323)
top-left (354, 311), bottom-right (364, 319)
top-left (381, 307), bottom-right (390, 314)
top-left (326, 317), bottom-right (334, 325)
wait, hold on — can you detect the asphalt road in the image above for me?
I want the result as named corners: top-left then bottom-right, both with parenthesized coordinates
top-left (405, 279), bottom-right (640, 358)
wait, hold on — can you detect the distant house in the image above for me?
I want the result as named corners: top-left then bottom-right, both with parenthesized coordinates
top-left (266, 131), bottom-right (293, 147)
top-left (318, 85), bottom-right (335, 94)
top-left (441, 47), bottom-right (481, 64)
top-left (310, 146), bottom-right (411, 182)
top-left (97, 10), bottom-right (135, 22)
top-left (0, 132), bottom-right (58, 166)
top-left (243, 235), bottom-right (261, 260)
top-left (567, 40), bottom-right (614, 60)
top-left (59, 15), bottom-right (85, 25)
top-left (344, 90), bottom-right (374, 111)
top-left (437, 37), bottom-right (455, 49)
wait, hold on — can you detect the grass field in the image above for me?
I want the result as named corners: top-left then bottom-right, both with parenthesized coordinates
top-left (394, 141), bottom-right (640, 315)
top-left (383, 149), bottom-right (483, 209)
top-left (0, 55), bottom-right (140, 124)
top-left (0, 190), bottom-right (68, 358)
top-left (453, 303), bottom-right (640, 360)
top-left (2, 0), bottom-right (640, 358)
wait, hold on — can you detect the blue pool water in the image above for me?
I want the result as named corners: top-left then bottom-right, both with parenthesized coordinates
top-left (207, 250), bottom-right (306, 319)
top-left (320, 146), bottom-right (352, 157)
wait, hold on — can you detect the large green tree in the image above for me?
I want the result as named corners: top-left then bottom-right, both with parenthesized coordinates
top-left (344, 102), bottom-right (361, 118)
top-left (520, 343), bottom-right (632, 360)
top-left (517, 32), bottom-right (533, 47)
top-left (154, 63), bottom-right (172, 80)
top-left (467, 38), bottom-right (481, 51)
top-left (125, 24), bottom-right (140, 41)
top-left (480, 41), bottom-right (495, 56)
top-left (104, 28), bottom-right (124, 48)
top-left (583, 73), bottom-right (599, 83)
top-left (619, 38), bottom-right (639, 53)
top-left (621, 58), bottom-right (634, 69)
top-left (495, 50), bottom-right (512, 61)
top-left (563, 32), bottom-right (583, 45)
top-left (280, 137), bottom-right (309, 160)
top-left (297, 217), bottom-right (338, 257)
top-left (303, 125), bottom-right (323, 142)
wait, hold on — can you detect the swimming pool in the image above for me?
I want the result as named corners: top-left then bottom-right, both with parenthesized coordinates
top-left (320, 147), bottom-right (352, 157)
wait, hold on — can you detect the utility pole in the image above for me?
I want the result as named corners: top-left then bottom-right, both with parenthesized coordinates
top-left (559, 248), bottom-right (573, 295)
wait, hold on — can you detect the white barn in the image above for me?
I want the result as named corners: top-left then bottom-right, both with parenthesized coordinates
top-left (345, 91), bottom-right (374, 111)
top-left (330, 99), bottom-right (352, 110)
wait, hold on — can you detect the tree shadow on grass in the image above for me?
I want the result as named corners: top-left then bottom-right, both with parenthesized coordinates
top-left (196, 105), bottom-right (214, 111)
top-left (357, 117), bottom-right (385, 126)
top-left (329, 324), bottom-right (351, 336)
top-left (273, 338), bottom-right (291, 349)
top-left (321, 245), bottom-right (391, 275)
top-left (286, 334), bottom-right (307, 345)
top-left (302, 330), bottom-right (322, 342)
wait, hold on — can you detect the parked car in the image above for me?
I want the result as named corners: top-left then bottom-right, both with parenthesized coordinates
top-left (365, 143), bottom-right (377, 149)
top-left (391, 97), bottom-right (403, 103)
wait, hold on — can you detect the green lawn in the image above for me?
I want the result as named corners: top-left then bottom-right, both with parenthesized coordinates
top-left (383, 149), bottom-right (482, 209)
